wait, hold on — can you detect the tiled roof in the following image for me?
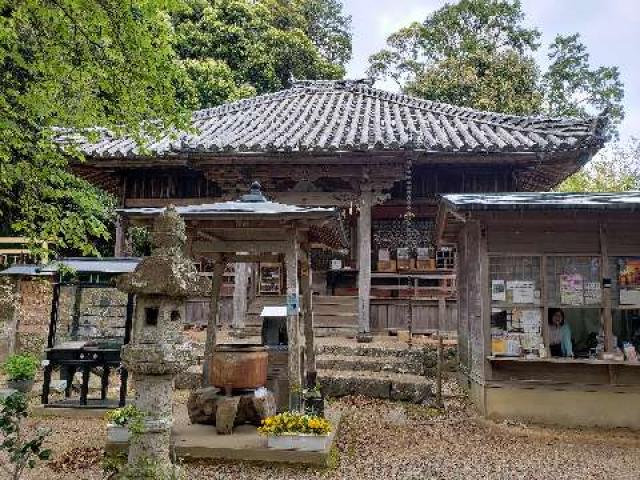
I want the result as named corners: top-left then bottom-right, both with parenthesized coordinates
top-left (442, 191), bottom-right (640, 211)
top-left (60, 80), bottom-right (607, 158)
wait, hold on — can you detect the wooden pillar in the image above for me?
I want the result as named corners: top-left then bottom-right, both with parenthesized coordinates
top-left (232, 262), bottom-right (249, 329)
top-left (436, 297), bottom-right (445, 408)
top-left (203, 254), bottom-right (227, 384)
top-left (301, 248), bottom-right (315, 385)
top-left (114, 215), bottom-right (127, 257)
top-left (285, 240), bottom-right (302, 409)
top-left (357, 189), bottom-right (373, 334)
top-left (600, 223), bottom-right (613, 352)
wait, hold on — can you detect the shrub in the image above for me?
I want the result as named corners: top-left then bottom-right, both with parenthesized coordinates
top-left (1, 354), bottom-right (39, 381)
top-left (0, 392), bottom-right (51, 479)
top-left (105, 405), bottom-right (146, 435)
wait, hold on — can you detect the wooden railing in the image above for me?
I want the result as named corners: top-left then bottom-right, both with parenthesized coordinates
top-left (0, 237), bottom-right (48, 266)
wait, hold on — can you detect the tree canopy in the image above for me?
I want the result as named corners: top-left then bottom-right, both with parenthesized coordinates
top-left (557, 138), bottom-right (640, 193)
top-left (1, 0), bottom-right (189, 257)
top-left (368, 0), bottom-right (624, 134)
top-left (173, 0), bottom-right (352, 109)
top-left (0, 0), bottom-right (352, 256)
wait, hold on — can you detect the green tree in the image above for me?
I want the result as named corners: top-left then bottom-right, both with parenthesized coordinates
top-left (173, 0), bottom-right (351, 109)
top-left (557, 138), bottom-right (639, 192)
top-left (299, 0), bottom-right (352, 66)
top-left (1, 0), bottom-right (189, 256)
top-left (542, 33), bottom-right (624, 129)
top-left (368, 0), bottom-right (624, 133)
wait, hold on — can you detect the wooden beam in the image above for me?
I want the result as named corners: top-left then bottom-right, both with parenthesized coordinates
top-left (284, 240), bottom-right (302, 410)
top-left (478, 221), bottom-right (491, 382)
top-left (192, 239), bottom-right (291, 254)
top-left (300, 249), bottom-right (315, 385)
top-left (0, 249), bottom-right (31, 255)
top-left (225, 253), bottom-right (280, 263)
top-left (0, 237), bottom-right (29, 244)
top-left (357, 188), bottom-right (373, 333)
top-left (232, 262), bottom-right (249, 329)
top-left (600, 223), bottom-right (613, 352)
top-left (203, 255), bottom-right (227, 384)
top-left (436, 297), bottom-right (445, 408)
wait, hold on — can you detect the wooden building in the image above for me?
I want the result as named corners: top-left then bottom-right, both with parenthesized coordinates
top-left (65, 79), bottom-right (608, 335)
top-left (437, 192), bottom-right (640, 428)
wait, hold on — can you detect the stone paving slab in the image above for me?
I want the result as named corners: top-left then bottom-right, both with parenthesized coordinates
top-left (107, 410), bottom-right (341, 466)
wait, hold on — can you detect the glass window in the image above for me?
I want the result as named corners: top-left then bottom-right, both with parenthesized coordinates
top-left (491, 307), bottom-right (544, 357)
top-left (489, 256), bottom-right (543, 357)
top-left (490, 256), bottom-right (541, 306)
top-left (546, 256), bottom-right (601, 307)
top-left (613, 309), bottom-right (640, 361)
top-left (611, 258), bottom-right (640, 361)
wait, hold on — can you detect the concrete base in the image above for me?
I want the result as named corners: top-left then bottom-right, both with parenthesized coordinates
top-left (32, 400), bottom-right (126, 418)
top-left (474, 382), bottom-right (640, 429)
top-left (107, 411), bottom-right (341, 466)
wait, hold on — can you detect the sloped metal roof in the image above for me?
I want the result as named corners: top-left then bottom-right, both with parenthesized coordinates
top-left (41, 257), bottom-right (141, 274)
top-left (119, 199), bottom-right (336, 218)
top-left (119, 181), bottom-right (337, 219)
top-left (442, 191), bottom-right (640, 211)
top-left (0, 265), bottom-right (54, 277)
top-left (59, 80), bottom-right (607, 158)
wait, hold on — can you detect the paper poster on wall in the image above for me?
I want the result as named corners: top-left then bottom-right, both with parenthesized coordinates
top-left (618, 257), bottom-right (640, 305)
top-left (507, 280), bottom-right (535, 304)
top-left (560, 273), bottom-right (584, 305)
top-left (520, 309), bottom-right (541, 331)
top-left (584, 282), bottom-right (602, 305)
top-left (491, 280), bottom-right (506, 302)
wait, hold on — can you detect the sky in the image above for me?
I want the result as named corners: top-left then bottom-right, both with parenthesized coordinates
top-left (342, 0), bottom-right (640, 141)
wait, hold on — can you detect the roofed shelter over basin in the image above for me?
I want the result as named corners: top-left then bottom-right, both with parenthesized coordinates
top-left (119, 182), bottom-right (341, 409)
top-left (63, 79), bottom-right (609, 337)
top-left (437, 191), bottom-right (640, 428)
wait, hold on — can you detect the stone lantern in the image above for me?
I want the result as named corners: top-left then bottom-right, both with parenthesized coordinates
top-left (118, 206), bottom-right (201, 469)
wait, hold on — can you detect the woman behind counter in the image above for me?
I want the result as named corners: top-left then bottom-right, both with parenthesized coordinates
top-left (548, 308), bottom-right (573, 358)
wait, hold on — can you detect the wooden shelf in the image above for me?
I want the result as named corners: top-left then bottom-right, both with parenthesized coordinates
top-left (487, 356), bottom-right (640, 366)
top-left (372, 271), bottom-right (455, 279)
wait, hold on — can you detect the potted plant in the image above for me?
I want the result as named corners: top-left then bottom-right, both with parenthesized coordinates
top-left (1, 353), bottom-right (39, 393)
top-left (258, 411), bottom-right (332, 452)
top-left (105, 405), bottom-right (145, 443)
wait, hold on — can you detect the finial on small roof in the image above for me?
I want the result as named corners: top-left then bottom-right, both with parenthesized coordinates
top-left (239, 181), bottom-right (267, 203)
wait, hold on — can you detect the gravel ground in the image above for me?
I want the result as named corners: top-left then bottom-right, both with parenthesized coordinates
top-left (6, 393), bottom-right (638, 480)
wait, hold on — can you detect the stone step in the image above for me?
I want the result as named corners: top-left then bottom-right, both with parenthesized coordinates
top-left (317, 369), bottom-right (432, 404)
top-left (313, 326), bottom-right (358, 338)
top-left (315, 342), bottom-right (427, 360)
top-left (316, 354), bottom-right (423, 375)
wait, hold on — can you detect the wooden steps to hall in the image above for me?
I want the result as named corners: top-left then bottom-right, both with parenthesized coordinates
top-left (230, 295), bottom-right (358, 339)
top-left (311, 296), bottom-right (358, 337)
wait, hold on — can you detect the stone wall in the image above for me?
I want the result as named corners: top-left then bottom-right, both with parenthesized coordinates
top-left (0, 278), bottom-right (52, 360)
top-left (57, 286), bottom-right (128, 343)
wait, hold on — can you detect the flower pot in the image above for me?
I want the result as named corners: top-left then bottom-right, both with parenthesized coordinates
top-left (267, 433), bottom-right (330, 452)
top-left (7, 379), bottom-right (34, 394)
top-left (107, 424), bottom-right (130, 443)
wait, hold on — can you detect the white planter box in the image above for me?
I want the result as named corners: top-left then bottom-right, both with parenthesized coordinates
top-left (107, 424), bottom-right (130, 443)
top-left (267, 433), bottom-right (330, 452)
